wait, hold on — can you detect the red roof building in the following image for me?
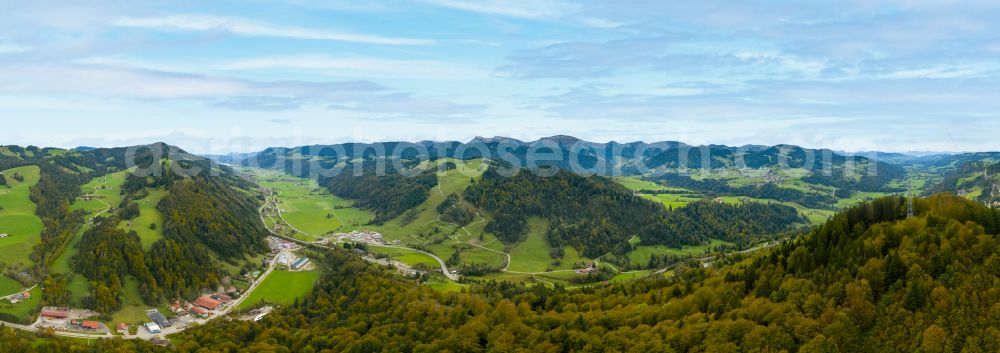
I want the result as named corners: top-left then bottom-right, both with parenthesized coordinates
top-left (41, 311), bottom-right (69, 319)
top-left (193, 296), bottom-right (222, 310)
top-left (82, 321), bottom-right (100, 330)
top-left (117, 323), bottom-right (128, 332)
top-left (189, 306), bottom-right (207, 316)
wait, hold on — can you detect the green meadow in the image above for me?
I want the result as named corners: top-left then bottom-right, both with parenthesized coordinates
top-left (235, 270), bottom-right (320, 311)
top-left (252, 168), bottom-right (374, 239)
top-left (369, 246), bottom-right (441, 269)
top-left (0, 165), bottom-right (43, 269)
top-left (117, 188), bottom-right (167, 250)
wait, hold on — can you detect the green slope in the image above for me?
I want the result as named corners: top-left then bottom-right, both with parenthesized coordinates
top-left (0, 165), bottom-right (43, 269)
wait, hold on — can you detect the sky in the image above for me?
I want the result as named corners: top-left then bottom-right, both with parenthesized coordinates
top-left (1, 0), bottom-right (999, 154)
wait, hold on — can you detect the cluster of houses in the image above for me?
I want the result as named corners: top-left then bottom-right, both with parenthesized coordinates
top-left (337, 230), bottom-right (385, 245)
top-left (575, 263), bottom-right (599, 275)
top-left (6, 290), bottom-right (29, 304)
top-left (267, 236), bottom-right (295, 253)
top-left (40, 307), bottom-right (107, 334)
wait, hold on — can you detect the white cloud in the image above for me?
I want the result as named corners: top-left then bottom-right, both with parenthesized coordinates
top-left (219, 55), bottom-right (490, 79)
top-left (422, 0), bottom-right (618, 28)
top-left (111, 14), bottom-right (433, 45)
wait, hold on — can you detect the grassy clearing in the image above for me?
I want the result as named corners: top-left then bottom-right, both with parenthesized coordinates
top-left (638, 193), bottom-right (704, 209)
top-left (109, 277), bottom-right (151, 325)
top-left (425, 281), bottom-right (467, 293)
top-left (0, 165), bottom-right (43, 268)
top-left (369, 246), bottom-right (441, 269)
top-left (609, 270), bottom-right (654, 283)
top-left (626, 239), bottom-right (732, 265)
top-left (506, 218), bottom-right (558, 273)
top-left (235, 270), bottom-right (320, 311)
top-left (118, 188), bottom-right (167, 250)
top-left (458, 246), bottom-right (507, 269)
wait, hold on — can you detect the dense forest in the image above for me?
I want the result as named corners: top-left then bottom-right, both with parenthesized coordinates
top-left (465, 166), bottom-right (802, 258)
top-left (158, 176), bottom-right (268, 259)
top-left (321, 161), bottom-right (438, 224)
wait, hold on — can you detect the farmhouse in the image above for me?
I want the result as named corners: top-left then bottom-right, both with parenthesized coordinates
top-left (117, 323), bottom-right (128, 334)
top-left (291, 257), bottom-right (310, 270)
top-left (81, 321), bottom-right (100, 331)
top-left (8, 291), bottom-right (30, 303)
top-left (194, 296), bottom-right (222, 310)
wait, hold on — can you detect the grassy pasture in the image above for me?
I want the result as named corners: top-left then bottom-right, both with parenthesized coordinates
top-left (118, 188), bottom-right (167, 250)
top-left (252, 168), bottom-right (373, 238)
top-left (235, 270), bottom-right (320, 311)
top-left (0, 165), bottom-right (43, 268)
top-left (369, 246), bottom-right (441, 269)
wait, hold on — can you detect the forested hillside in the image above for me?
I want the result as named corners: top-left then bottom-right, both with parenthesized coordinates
top-left (0, 144), bottom-right (269, 317)
top-left (132, 193), bottom-right (998, 352)
top-left (6, 189), bottom-right (1000, 351)
top-left (465, 166), bottom-right (803, 258)
top-left (930, 160), bottom-right (1000, 207)
top-left (320, 161), bottom-right (439, 224)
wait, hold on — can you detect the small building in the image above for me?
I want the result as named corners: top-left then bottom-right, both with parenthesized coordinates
top-left (41, 310), bottom-right (69, 320)
top-left (212, 293), bottom-right (232, 303)
top-left (189, 306), bottom-right (207, 317)
top-left (291, 257), bottom-right (310, 270)
top-left (147, 310), bottom-right (171, 328)
top-left (194, 296), bottom-right (222, 310)
top-left (117, 323), bottom-right (128, 334)
top-left (144, 322), bottom-right (161, 334)
top-left (81, 321), bottom-right (100, 331)
top-left (0, 233), bottom-right (8, 238)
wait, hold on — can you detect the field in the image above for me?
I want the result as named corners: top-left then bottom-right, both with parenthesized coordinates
top-left (251, 168), bottom-right (373, 240)
top-left (371, 158), bottom-right (496, 261)
top-left (117, 188), bottom-right (167, 250)
top-left (0, 165), bottom-right (43, 268)
top-left (369, 246), bottom-right (441, 269)
top-left (626, 239), bottom-right (733, 265)
top-left (109, 277), bottom-right (151, 325)
top-left (0, 276), bottom-right (24, 295)
top-left (235, 270), bottom-right (320, 311)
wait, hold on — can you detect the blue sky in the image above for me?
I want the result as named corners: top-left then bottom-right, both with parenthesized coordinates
top-left (1, 0), bottom-right (999, 153)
